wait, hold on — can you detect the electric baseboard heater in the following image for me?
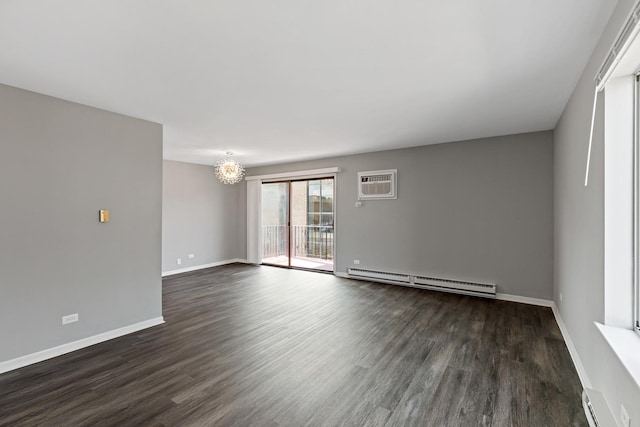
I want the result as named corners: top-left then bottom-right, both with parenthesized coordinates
top-left (582, 389), bottom-right (617, 427)
top-left (347, 268), bottom-right (496, 299)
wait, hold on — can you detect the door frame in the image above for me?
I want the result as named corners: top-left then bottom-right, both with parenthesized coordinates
top-left (260, 176), bottom-right (336, 273)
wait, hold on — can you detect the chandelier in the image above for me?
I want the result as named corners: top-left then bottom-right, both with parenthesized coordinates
top-left (214, 152), bottom-right (245, 184)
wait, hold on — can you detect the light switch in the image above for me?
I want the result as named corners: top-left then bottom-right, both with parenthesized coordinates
top-left (99, 209), bottom-right (110, 223)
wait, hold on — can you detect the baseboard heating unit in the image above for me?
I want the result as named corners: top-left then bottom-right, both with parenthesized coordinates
top-left (582, 389), bottom-right (616, 427)
top-left (346, 268), bottom-right (496, 299)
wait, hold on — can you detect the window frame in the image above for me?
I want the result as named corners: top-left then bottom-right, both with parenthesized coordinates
top-left (635, 72), bottom-right (640, 335)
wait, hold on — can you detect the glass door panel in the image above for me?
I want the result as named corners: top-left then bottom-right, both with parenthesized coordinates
top-left (290, 178), bottom-right (334, 272)
top-left (261, 182), bottom-right (289, 267)
top-left (261, 178), bottom-right (334, 272)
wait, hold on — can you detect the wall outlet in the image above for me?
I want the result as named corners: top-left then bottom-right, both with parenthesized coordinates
top-left (188, 254), bottom-right (195, 259)
top-left (621, 404), bottom-right (630, 427)
top-left (559, 293), bottom-right (563, 303)
top-left (62, 313), bottom-right (79, 325)
top-left (177, 258), bottom-right (182, 265)
top-left (353, 260), bottom-right (360, 265)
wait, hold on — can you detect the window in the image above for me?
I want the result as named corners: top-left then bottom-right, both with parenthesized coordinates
top-left (593, 2), bottom-right (640, 395)
top-left (306, 179), bottom-right (334, 228)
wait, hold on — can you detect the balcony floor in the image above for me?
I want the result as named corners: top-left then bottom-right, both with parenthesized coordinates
top-left (262, 255), bottom-right (334, 272)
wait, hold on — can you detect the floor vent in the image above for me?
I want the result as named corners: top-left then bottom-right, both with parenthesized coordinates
top-left (346, 268), bottom-right (496, 299)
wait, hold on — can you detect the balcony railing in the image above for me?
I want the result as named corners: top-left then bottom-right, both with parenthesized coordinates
top-left (263, 225), bottom-right (334, 260)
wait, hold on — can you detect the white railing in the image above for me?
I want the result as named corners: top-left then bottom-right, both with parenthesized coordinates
top-left (263, 225), bottom-right (333, 260)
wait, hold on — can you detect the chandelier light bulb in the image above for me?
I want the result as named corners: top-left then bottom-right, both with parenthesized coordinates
top-left (214, 152), bottom-right (245, 184)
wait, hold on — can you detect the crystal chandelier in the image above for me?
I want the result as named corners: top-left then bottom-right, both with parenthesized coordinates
top-left (214, 152), bottom-right (245, 184)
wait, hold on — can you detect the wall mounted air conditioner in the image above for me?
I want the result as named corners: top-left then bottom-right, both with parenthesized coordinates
top-left (357, 169), bottom-right (397, 200)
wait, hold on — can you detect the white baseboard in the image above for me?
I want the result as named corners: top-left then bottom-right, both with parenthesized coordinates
top-left (339, 272), bottom-right (589, 388)
top-left (162, 258), bottom-right (249, 277)
top-left (551, 303), bottom-right (592, 389)
top-left (339, 273), bottom-right (554, 307)
top-left (0, 317), bottom-right (165, 374)
top-left (494, 294), bottom-right (592, 388)
top-left (496, 293), bottom-right (554, 307)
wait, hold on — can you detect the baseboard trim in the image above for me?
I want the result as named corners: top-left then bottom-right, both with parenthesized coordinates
top-left (332, 272), bottom-right (589, 389)
top-left (0, 317), bottom-right (165, 374)
top-left (551, 303), bottom-right (592, 389)
top-left (339, 273), bottom-right (553, 306)
top-left (496, 293), bottom-right (554, 307)
top-left (162, 258), bottom-right (249, 277)
top-left (494, 294), bottom-right (592, 388)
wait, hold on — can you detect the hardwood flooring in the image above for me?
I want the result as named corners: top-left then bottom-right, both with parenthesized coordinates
top-left (0, 264), bottom-right (586, 426)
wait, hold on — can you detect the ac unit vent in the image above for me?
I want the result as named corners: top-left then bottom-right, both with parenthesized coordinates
top-left (358, 169), bottom-right (397, 200)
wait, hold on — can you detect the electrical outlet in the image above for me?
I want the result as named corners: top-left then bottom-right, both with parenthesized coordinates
top-left (354, 260), bottom-right (360, 265)
top-left (62, 313), bottom-right (78, 325)
top-left (621, 404), bottom-right (630, 427)
top-left (560, 293), bottom-right (563, 303)
top-left (188, 254), bottom-right (195, 259)
top-left (177, 258), bottom-right (182, 265)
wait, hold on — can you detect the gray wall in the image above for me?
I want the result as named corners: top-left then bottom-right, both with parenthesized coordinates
top-left (554, 0), bottom-right (640, 424)
top-left (162, 160), bottom-right (244, 272)
top-left (0, 84), bottom-right (163, 363)
top-left (247, 131), bottom-right (554, 299)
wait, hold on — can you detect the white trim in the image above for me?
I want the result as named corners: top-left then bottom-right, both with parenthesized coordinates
top-left (551, 304), bottom-right (592, 388)
top-left (594, 0), bottom-right (640, 91)
top-left (331, 177), bottom-right (338, 274)
top-left (495, 293), bottom-right (554, 307)
top-left (342, 273), bottom-right (553, 305)
top-left (246, 179), bottom-right (263, 264)
top-left (595, 322), bottom-right (640, 390)
top-left (0, 317), bottom-right (165, 374)
top-left (341, 274), bottom-right (553, 306)
top-left (245, 167), bottom-right (341, 182)
top-left (342, 272), bottom-right (590, 386)
top-left (604, 76), bottom-right (635, 328)
top-left (495, 298), bottom-right (592, 388)
top-left (161, 258), bottom-right (248, 277)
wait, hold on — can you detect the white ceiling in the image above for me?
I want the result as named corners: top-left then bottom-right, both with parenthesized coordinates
top-left (0, 0), bottom-right (617, 167)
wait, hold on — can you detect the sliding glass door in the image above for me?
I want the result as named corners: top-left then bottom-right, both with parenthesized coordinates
top-left (261, 182), bottom-right (289, 267)
top-left (261, 178), bottom-right (334, 272)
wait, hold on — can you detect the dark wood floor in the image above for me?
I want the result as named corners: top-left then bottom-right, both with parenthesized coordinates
top-left (0, 264), bottom-right (586, 426)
